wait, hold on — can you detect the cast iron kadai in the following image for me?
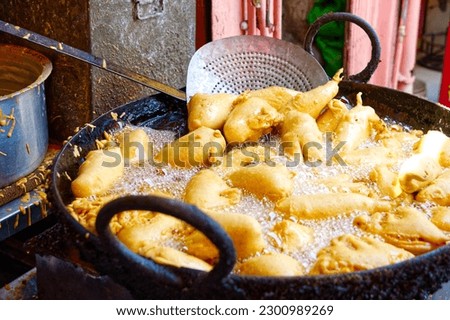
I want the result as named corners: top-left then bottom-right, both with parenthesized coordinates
top-left (51, 86), bottom-right (450, 299)
top-left (51, 90), bottom-right (450, 299)
top-left (51, 14), bottom-right (450, 299)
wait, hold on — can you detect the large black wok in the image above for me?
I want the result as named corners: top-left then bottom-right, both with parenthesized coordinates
top-left (50, 12), bottom-right (450, 299)
top-left (51, 81), bottom-right (450, 299)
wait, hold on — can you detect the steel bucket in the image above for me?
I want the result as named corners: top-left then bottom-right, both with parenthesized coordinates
top-left (0, 44), bottom-right (52, 188)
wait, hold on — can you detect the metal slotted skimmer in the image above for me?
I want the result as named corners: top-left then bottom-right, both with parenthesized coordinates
top-left (185, 35), bottom-right (329, 100)
top-left (186, 12), bottom-right (381, 101)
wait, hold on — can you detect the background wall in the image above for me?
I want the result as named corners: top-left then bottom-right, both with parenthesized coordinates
top-left (423, 0), bottom-right (449, 41)
top-left (0, 0), bottom-right (196, 142)
top-left (282, 0), bottom-right (316, 45)
top-left (89, 0), bottom-right (196, 117)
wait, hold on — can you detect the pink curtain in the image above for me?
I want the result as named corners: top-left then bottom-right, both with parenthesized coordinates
top-left (347, 0), bottom-right (421, 91)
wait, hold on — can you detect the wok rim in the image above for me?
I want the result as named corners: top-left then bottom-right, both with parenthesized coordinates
top-left (0, 44), bottom-right (53, 101)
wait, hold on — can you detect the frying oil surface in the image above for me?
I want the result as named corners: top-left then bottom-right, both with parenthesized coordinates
top-left (107, 122), bottom-right (420, 272)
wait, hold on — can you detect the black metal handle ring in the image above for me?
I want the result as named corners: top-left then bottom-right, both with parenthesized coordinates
top-left (304, 12), bottom-right (381, 83)
top-left (95, 195), bottom-right (237, 288)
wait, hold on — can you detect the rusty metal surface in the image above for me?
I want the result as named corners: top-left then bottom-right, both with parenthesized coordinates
top-left (0, 190), bottom-right (49, 242)
top-left (89, 0), bottom-right (195, 116)
top-left (0, 268), bottom-right (37, 300)
top-left (0, 0), bottom-right (195, 142)
top-left (36, 254), bottom-right (133, 299)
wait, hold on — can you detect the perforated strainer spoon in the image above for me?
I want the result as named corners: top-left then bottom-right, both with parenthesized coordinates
top-left (185, 34), bottom-right (329, 100)
top-left (186, 12), bottom-right (381, 101)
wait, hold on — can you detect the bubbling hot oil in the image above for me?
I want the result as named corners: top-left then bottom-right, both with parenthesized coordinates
top-left (109, 122), bottom-right (422, 273)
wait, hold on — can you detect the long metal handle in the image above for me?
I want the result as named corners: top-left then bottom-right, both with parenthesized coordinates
top-left (0, 19), bottom-right (187, 101)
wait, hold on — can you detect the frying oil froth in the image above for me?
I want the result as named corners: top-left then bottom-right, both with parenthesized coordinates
top-left (106, 122), bottom-right (422, 273)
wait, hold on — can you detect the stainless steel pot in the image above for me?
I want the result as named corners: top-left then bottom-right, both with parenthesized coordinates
top-left (0, 44), bottom-right (52, 188)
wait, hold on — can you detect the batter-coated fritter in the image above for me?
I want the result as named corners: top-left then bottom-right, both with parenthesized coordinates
top-left (310, 234), bottom-right (414, 275)
top-left (141, 246), bottom-right (212, 271)
top-left (354, 206), bottom-right (449, 255)
top-left (431, 206), bottom-right (450, 231)
top-left (71, 147), bottom-right (124, 198)
top-left (398, 154), bottom-right (442, 193)
top-left (276, 193), bottom-right (391, 219)
top-left (440, 139), bottom-right (450, 167)
top-left (416, 170), bottom-right (450, 206)
top-left (288, 68), bottom-right (343, 119)
top-left (117, 214), bottom-right (185, 252)
top-left (183, 169), bottom-right (241, 209)
top-left (187, 92), bottom-right (237, 131)
top-left (117, 128), bottom-right (150, 164)
top-left (317, 98), bottom-right (349, 133)
top-left (228, 163), bottom-right (295, 201)
top-left (270, 220), bottom-right (314, 254)
top-left (223, 96), bottom-right (283, 143)
top-left (414, 130), bottom-right (449, 161)
top-left (184, 211), bottom-right (265, 261)
top-left (238, 253), bottom-right (305, 276)
top-left (333, 93), bottom-right (385, 153)
top-left (243, 86), bottom-right (299, 114)
top-left (155, 126), bottom-right (226, 168)
top-left (369, 164), bottom-right (403, 199)
top-left (211, 145), bottom-right (274, 171)
top-left (280, 110), bottom-right (324, 162)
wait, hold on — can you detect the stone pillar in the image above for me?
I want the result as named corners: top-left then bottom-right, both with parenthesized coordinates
top-left (0, 0), bottom-right (195, 142)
